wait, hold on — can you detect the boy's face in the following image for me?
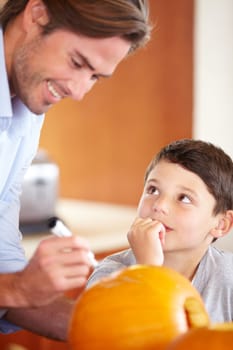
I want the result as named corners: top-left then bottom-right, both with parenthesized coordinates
top-left (137, 160), bottom-right (222, 252)
top-left (9, 29), bottom-right (130, 115)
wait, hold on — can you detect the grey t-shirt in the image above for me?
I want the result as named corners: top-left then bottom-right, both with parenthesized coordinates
top-left (87, 245), bottom-right (233, 323)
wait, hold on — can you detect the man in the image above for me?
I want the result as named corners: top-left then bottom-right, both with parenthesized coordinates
top-left (0, 0), bottom-right (151, 341)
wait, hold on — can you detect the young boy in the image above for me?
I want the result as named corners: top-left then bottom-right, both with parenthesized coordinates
top-left (87, 139), bottom-right (233, 323)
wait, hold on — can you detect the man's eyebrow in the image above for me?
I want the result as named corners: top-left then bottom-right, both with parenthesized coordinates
top-left (77, 52), bottom-right (112, 78)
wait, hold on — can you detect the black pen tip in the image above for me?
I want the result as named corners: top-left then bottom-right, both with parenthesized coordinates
top-left (47, 216), bottom-right (59, 229)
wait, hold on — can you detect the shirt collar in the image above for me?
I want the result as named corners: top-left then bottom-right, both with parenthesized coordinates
top-left (0, 26), bottom-right (13, 118)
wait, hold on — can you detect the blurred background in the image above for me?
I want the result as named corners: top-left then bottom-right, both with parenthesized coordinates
top-left (18, 0), bottom-right (233, 251)
top-left (1, 1), bottom-right (233, 349)
top-left (39, 0), bottom-right (233, 205)
top-left (0, 0), bottom-right (233, 245)
top-left (39, 0), bottom-right (193, 206)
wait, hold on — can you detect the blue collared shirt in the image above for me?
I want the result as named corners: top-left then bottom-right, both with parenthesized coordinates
top-left (0, 27), bottom-right (45, 332)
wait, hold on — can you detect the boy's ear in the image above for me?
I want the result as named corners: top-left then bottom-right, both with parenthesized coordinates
top-left (211, 210), bottom-right (233, 238)
top-left (23, 0), bottom-right (49, 31)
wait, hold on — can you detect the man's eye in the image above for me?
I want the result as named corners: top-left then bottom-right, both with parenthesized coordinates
top-left (179, 194), bottom-right (191, 204)
top-left (72, 59), bottom-right (82, 68)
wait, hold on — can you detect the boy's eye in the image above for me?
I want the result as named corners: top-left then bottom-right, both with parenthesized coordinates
top-left (146, 185), bottom-right (159, 195)
top-left (179, 194), bottom-right (191, 204)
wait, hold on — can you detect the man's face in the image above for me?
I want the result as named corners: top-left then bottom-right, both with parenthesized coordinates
top-left (10, 29), bottom-right (130, 114)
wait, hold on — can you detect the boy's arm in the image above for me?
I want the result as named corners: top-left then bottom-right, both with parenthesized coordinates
top-left (87, 249), bottom-right (134, 288)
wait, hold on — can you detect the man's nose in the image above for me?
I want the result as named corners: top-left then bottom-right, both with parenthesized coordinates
top-left (68, 73), bottom-right (95, 101)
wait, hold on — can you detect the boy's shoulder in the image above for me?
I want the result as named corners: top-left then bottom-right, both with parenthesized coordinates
top-left (195, 245), bottom-right (233, 287)
top-left (208, 245), bottom-right (233, 264)
top-left (194, 246), bottom-right (233, 322)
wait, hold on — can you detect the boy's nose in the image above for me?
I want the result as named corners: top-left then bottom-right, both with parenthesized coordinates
top-left (152, 196), bottom-right (169, 215)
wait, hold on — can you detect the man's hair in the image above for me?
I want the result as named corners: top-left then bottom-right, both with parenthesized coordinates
top-left (0, 0), bottom-right (151, 52)
top-left (144, 139), bottom-right (233, 215)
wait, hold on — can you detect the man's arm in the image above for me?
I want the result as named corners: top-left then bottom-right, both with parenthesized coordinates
top-left (4, 296), bottom-right (76, 341)
top-left (0, 235), bottom-right (92, 308)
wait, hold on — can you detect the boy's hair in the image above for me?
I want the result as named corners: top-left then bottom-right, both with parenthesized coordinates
top-left (145, 139), bottom-right (233, 215)
top-left (0, 0), bottom-right (151, 52)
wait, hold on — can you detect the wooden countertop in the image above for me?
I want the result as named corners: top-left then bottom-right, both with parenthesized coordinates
top-left (22, 198), bottom-right (137, 259)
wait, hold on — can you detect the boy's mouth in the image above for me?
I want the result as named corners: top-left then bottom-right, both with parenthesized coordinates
top-left (164, 225), bottom-right (172, 233)
top-left (153, 220), bottom-right (172, 233)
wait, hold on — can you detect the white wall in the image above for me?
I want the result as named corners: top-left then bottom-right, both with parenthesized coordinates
top-left (193, 0), bottom-right (233, 251)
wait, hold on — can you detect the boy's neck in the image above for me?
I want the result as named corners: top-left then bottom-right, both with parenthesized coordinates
top-left (163, 247), bottom-right (208, 281)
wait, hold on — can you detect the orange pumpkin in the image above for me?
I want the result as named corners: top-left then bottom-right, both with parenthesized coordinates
top-left (166, 323), bottom-right (233, 350)
top-left (69, 265), bottom-right (209, 350)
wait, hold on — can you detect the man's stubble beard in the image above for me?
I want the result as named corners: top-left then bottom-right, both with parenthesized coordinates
top-left (12, 35), bottom-right (48, 115)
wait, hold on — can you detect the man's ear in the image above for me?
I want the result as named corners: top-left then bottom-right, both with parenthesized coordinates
top-left (211, 210), bottom-right (233, 239)
top-left (23, 0), bottom-right (49, 31)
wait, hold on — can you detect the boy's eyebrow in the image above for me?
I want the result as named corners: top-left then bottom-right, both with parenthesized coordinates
top-left (146, 178), bottom-right (158, 184)
top-left (146, 179), bottom-right (199, 197)
top-left (146, 177), bottom-right (159, 183)
top-left (178, 185), bottom-right (199, 197)
top-left (179, 185), bottom-right (195, 192)
top-left (75, 51), bottom-right (112, 78)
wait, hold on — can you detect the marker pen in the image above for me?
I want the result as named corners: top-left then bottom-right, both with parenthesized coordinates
top-left (48, 216), bottom-right (98, 267)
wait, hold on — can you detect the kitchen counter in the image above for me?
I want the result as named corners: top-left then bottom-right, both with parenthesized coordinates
top-left (22, 198), bottom-right (137, 259)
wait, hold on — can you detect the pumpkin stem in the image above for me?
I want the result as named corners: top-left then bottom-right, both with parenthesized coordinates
top-left (184, 297), bottom-right (210, 329)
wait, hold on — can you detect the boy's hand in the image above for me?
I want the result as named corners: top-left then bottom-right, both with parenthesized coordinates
top-left (127, 217), bottom-right (165, 266)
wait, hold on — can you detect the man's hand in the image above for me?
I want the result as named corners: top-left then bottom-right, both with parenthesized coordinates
top-left (127, 217), bottom-right (165, 266)
top-left (14, 235), bottom-right (92, 307)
